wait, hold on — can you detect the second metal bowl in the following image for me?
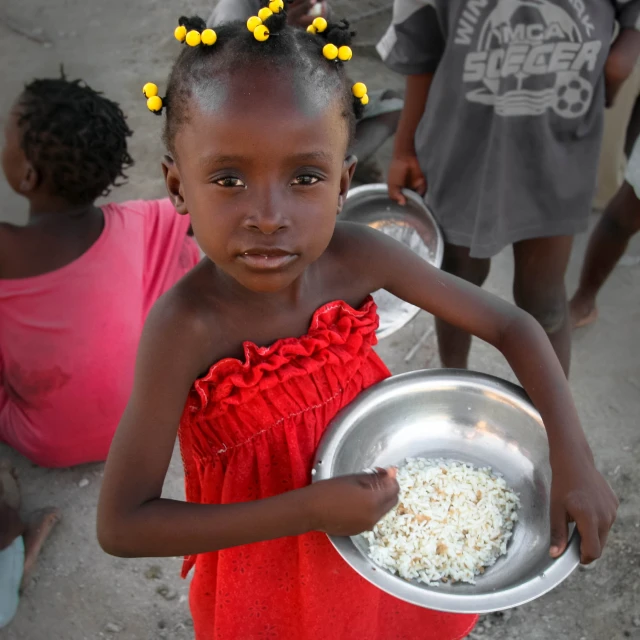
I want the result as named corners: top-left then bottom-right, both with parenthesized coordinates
top-left (340, 184), bottom-right (444, 339)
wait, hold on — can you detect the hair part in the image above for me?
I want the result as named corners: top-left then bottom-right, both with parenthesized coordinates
top-left (17, 72), bottom-right (134, 205)
top-left (162, 4), bottom-right (362, 153)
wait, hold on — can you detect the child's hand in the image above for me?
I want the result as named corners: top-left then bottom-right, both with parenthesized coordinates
top-left (604, 52), bottom-right (636, 107)
top-left (549, 456), bottom-right (618, 564)
top-left (604, 29), bottom-right (640, 107)
top-left (307, 468), bottom-right (399, 536)
top-left (387, 154), bottom-right (427, 206)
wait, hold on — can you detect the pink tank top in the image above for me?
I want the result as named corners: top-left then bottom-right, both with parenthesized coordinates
top-left (0, 199), bottom-right (200, 467)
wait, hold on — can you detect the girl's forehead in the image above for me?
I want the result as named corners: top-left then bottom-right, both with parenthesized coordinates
top-left (194, 64), bottom-right (338, 121)
top-left (175, 71), bottom-right (348, 163)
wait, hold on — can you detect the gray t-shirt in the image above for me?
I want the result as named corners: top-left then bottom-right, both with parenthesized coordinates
top-left (378, 0), bottom-right (640, 257)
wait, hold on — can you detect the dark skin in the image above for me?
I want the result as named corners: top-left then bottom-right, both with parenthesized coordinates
top-left (388, 31), bottom-right (640, 375)
top-left (0, 106), bottom-right (104, 279)
top-left (570, 181), bottom-right (640, 327)
top-left (98, 66), bottom-right (617, 566)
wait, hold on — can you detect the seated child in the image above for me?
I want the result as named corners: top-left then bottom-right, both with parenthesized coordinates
top-left (0, 75), bottom-right (200, 468)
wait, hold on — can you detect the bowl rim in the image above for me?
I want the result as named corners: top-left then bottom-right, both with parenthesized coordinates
top-left (312, 369), bottom-right (582, 613)
top-left (344, 184), bottom-right (445, 271)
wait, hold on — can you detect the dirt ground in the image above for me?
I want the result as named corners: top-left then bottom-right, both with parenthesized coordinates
top-left (1, 0), bottom-right (639, 638)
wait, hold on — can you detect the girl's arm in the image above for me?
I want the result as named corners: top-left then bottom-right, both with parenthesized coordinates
top-left (345, 224), bottom-right (618, 564)
top-left (97, 291), bottom-right (398, 558)
top-left (387, 73), bottom-right (433, 205)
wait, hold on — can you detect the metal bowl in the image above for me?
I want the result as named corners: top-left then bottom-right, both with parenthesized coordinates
top-left (312, 369), bottom-right (581, 613)
top-left (340, 184), bottom-right (444, 339)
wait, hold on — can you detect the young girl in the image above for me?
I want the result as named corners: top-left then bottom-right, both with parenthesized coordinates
top-left (379, 0), bottom-right (640, 376)
top-left (98, 7), bottom-right (617, 639)
top-left (0, 75), bottom-right (200, 467)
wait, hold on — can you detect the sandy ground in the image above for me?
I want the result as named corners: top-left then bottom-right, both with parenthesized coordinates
top-left (1, 0), bottom-right (639, 638)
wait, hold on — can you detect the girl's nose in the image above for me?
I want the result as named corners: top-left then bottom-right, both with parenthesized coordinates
top-left (244, 194), bottom-right (289, 234)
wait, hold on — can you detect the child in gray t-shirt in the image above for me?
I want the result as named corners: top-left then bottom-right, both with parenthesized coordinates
top-left (379, 0), bottom-right (640, 374)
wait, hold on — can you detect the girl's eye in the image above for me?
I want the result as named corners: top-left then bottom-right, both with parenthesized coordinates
top-left (292, 175), bottom-right (320, 186)
top-left (215, 177), bottom-right (245, 188)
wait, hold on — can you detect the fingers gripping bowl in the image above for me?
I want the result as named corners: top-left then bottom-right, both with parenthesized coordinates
top-left (312, 370), bottom-right (581, 613)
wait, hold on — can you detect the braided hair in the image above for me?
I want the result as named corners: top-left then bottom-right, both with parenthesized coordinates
top-left (17, 73), bottom-right (133, 205)
top-left (159, 2), bottom-right (364, 153)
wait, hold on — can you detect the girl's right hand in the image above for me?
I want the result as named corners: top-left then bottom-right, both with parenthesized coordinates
top-left (387, 154), bottom-right (427, 206)
top-left (306, 468), bottom-right (399, 536)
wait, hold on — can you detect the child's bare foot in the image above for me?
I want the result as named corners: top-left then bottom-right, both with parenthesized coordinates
top-left (569, 295), bottom-right (599, 328)
top-left (21, 508), bottom-right (61, 591)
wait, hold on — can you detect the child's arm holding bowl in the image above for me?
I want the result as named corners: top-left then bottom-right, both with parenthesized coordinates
top-left (341, 223), bottom-right (618, 565)
top-left (96, 289), bottom-right (398, 559)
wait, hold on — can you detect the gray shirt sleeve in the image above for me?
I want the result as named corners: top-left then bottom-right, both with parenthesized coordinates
top-left (377, 0), bottom-right (445, 75)
top-left (615, 0), bottom-right (640, 30)
top-left (208, 0), bottom-right (260, 26)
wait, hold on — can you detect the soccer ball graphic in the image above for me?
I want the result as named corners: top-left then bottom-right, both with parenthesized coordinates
top-left (553, 77), bottom-right (592, 118)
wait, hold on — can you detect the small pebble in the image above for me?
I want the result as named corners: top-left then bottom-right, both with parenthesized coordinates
top-left (32, 27), bottom-right (44, 35)
top-left (633, 616), bottom-right (640, 627)
top-left (184, 619), bottom-right (194, 627)
top-left (156, 585), bottom-right (178, 601)
top-left (158, 620), bottom-right (167, 630)
top-left (624, 632), bottom-right (631, 638)
top-left (78, 478), bottom-right (90, 488)
top-left (104, 622), bottom-right (122, 634)
top-left (145, 565), bottom-right (163, 580)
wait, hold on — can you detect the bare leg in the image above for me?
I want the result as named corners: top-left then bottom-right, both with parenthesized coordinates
top-left (435, 243), bottom-right (491, 369)
top-left (21, 508), bottom-right (61, 591)
top-left (513, 236), bottom-right (574, 376)
top-left (624, 95), bottom-right (640, 159)
top-left (570, 183), bottom-right (640, 328)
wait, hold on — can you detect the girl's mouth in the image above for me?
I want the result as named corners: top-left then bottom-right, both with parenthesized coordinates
top-left (239, 249), bottom-right (298, 271)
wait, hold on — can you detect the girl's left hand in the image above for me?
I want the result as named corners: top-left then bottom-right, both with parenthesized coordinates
top-left (549, 455), bottom-right (618, 564)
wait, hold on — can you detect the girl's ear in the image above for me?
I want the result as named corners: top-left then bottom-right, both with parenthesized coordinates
top-left (162, 154), bottom-right (188, 215)
top-left (338, 155), bottom-right (357, 215)
top-left (19, 162), bottom-right (39, 194)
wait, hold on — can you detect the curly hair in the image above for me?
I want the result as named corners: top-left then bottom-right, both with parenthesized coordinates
top-left (161, 4), bottom-right (362, 152)
top-left (17, 74), bottom-right (134, 205)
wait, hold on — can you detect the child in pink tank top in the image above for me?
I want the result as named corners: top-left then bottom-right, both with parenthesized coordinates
top-left (0, 75), bottom-right (200, 468)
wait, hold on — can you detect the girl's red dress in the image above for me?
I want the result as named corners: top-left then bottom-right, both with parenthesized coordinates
top-left (179, 298), bottom-right (478, 640)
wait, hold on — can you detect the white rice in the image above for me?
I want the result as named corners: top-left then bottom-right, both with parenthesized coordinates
top-left (363, 458), bottom-right (520, 586)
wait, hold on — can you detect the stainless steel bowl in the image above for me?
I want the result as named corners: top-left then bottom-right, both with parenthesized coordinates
top-left (312, 369), bottom-right (581, 613)
top-left (340, 184), bottom-right (444, 339)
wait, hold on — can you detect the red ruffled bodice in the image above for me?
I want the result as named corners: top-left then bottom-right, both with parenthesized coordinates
top-left (179, 298), bottom-right (477, 640)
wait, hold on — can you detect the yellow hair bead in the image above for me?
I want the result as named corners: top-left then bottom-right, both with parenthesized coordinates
top-left (201, 28), bottom-right (217, 45)
top-left (322, 43), bottom-right (338, 60)
top-left (142, 82), bottom-right (158, 99)
top-left (361, 94), bottom-right (370, 106)
top-left (307, 24), bottom-right (317, 34)
top-left (174, 25), bottom-right (187, 42)
top-left (258, 7), bottom-right (273, 21)
top-left (352, 82), bottom-right (367, 99)
top-left (247, 16), bottom-right (262, 32)
top-left (253, 24), bottom-right (270, 41)
top-left (338, 46), bottom-right (352, 61)
top-left (186, 30), bottom-right (201, 47)
top-left (269, 0), bottom-right (283, 13)
top-left (313, 17), bottom-right (328, 32)
top-left (147, 96), bottom-right (163, 112)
